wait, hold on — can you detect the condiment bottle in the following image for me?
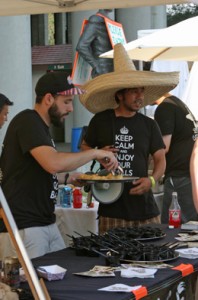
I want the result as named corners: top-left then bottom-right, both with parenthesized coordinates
top-left (73, 188), bottom-right (82, 209)
top-left (168, 191), bottom-right (181, 228)
top-left (3, 256), bottom-right (20, 288)
top-left (87, 191), bottom-right (94, 208)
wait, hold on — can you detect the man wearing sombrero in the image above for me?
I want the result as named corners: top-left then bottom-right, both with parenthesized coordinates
top-left (80, 43), bottom-right (179, 233)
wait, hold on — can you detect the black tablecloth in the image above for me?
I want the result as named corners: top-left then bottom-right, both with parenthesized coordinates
top-left (21, 225), bottom-right (198, 300)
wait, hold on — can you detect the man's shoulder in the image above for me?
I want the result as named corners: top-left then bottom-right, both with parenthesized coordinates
top-left (14, 109), bottom-right (36, 120)
top-left (95, 109), bottom-right (114, 118)
top-left (156, 97), bottom-right (184, 114)
top-left (10, 110), bottom-right (39, 128)
top-left (161, 95), bottom-right (186, 108)
top-left (156, 99), bottom-right (175, 112)
top-left (90, 109), bottom-right (114, 125)
top-left (138, 112), bottom-right (155, 122)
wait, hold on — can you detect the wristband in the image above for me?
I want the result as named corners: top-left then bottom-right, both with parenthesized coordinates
top-left (64, 173), bottom-right (69, 185)
top-left (149, 176), bottom-right (156, 188)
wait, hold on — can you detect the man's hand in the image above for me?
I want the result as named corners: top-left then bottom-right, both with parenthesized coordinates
top-left (95, 149), bottom-right (119, 171)
top-left (67, 172), bottom-right (84, 187)
top-left (101, 145), bottom-right (119, 155)
top-left (129, 177), bottom-right (152, 195)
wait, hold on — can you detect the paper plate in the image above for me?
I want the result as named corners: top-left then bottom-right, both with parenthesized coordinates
top-left (37, 265), bottom-right (67, 281)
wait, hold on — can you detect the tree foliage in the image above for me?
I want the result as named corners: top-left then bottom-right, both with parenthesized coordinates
top-left (48, 13), bottom-right (55, 45)
top-left (167, 4), bottom-right (198, 26)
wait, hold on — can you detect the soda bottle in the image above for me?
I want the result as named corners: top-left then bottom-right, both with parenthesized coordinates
top-left (73, 188), bottom-right (82, 209)
top-left (60, 185), bottom-right (72, 208)
top-left (168, 191), bottom-right (181, 228)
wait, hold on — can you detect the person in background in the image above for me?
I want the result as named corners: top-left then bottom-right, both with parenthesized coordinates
top-left (0, 71), bottom-right (118, 260)
top-left (76, 9), bottom-right (114, 78)
top-left (80, 43), bottom-right (179, 234)
top-left (154, 93), bottom-right (198, 223)
top-left (0, 93), bottom-right (13, 129)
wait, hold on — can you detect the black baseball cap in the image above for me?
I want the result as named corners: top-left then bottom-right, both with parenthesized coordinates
top-left (35, 71), bottom-right (84, 96)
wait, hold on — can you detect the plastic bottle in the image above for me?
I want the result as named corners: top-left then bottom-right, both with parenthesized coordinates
top-left (168, 192), bottom-right (181, 228)
top-left (60, 185), bottom-right (72, 208)
top-left (73, 188), bottom-right (83, 209)
top-left (87, 190), bottom-right (94, 208)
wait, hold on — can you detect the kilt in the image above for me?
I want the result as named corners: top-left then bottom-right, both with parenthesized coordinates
top-left (99, 215), bottom-right (161, 234)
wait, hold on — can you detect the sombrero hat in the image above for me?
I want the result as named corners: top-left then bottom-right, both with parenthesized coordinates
top-left (79, 43), bottom-right (179, 114)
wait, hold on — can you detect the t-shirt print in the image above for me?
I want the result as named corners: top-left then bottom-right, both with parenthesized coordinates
top-left (115, 124), bottom-right (134, 177)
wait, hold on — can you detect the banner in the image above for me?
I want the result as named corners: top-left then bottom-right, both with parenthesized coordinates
top-left (104, 18), bottom-right (126, 47)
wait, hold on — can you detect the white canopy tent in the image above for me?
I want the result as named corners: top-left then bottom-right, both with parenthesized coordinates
top-left (151, 60), bottom-right (189, 98)
top-left (182, 62), bottom-right (198, 120)
top-left (0, 0), bottom-right (197, 17)
top-left (101, 15), bottom-right (198, 62)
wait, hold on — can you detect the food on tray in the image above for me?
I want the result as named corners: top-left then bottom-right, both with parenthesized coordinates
top-left (79, 173), bottom-right (123, 180)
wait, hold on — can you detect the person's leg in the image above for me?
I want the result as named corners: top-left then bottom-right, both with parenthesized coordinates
top-left (161, 177), bottom-right (198, 224)
top-left (161, 177), bottom-right (174, 224)
top-left (172, 177), bottom-right (198, 223)
top-left (0, 224), bottom-right (65, 260)
top-left (0, 228), bottom-right (50, 260)
top-left (48, 223), bottom-right (66, 253)
top-left (19, 227), bottom-right (49, 259)
top-left (22, 224), bottom-right (65, 259)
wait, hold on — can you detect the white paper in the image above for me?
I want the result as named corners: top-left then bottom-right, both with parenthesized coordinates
top-left (121, 267), bottom-right (157, 278)
top-left (176, 247), bottom-right (198, 259)
top-left (98, 283), bottom-right (142, 292)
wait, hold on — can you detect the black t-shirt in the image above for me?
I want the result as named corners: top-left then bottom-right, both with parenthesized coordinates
top-left (0, 109), bottom-right (58, 232)
top-left (154, 96), bottom-right (194, 178)
top-left (84, 109), bottom-right (164, 220)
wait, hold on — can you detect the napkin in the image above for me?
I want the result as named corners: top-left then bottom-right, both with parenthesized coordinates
top-left (98, 283), bottom-right (142, 292)
top-left (120, 267), bottom-right (157, 278)
top-left (176, 247), bottom-right (198, 259)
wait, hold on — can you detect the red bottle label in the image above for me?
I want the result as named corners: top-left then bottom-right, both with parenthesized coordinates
top-left (169, 209), bottom-right (181, 228)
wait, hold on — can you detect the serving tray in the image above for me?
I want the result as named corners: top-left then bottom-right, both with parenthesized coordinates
top-left (120, 252), bottom-right (180, 264)
top-left (78, 176), bottom-right (139, 183)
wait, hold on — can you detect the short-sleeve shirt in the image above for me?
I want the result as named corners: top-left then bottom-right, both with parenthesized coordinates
top-left (0, 109), bottom-right (58, 232)
top-left (84, 109), bottom-right (165, 220)
top-left (154, 96), bottom-right (194, 178)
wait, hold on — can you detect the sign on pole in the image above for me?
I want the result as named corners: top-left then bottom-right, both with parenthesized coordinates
top-left (72, 17), bottom-right (126, 86)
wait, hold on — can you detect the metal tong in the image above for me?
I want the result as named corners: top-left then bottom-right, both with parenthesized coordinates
top-left (100, 157), bottom-right (124, 176)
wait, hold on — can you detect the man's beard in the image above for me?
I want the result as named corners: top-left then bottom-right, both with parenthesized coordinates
top-left (48, 104), bottom-right (66, 128)
top-left (123, 101), bottom-right (139, 112)
top-left (123, 96), bottom-right (142, 112)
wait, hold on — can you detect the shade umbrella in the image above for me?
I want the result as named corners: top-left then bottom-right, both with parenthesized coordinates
top-left (0, 0), bottom-right (198, 17)
top-left (100, 15), bottom-right (198, 62)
